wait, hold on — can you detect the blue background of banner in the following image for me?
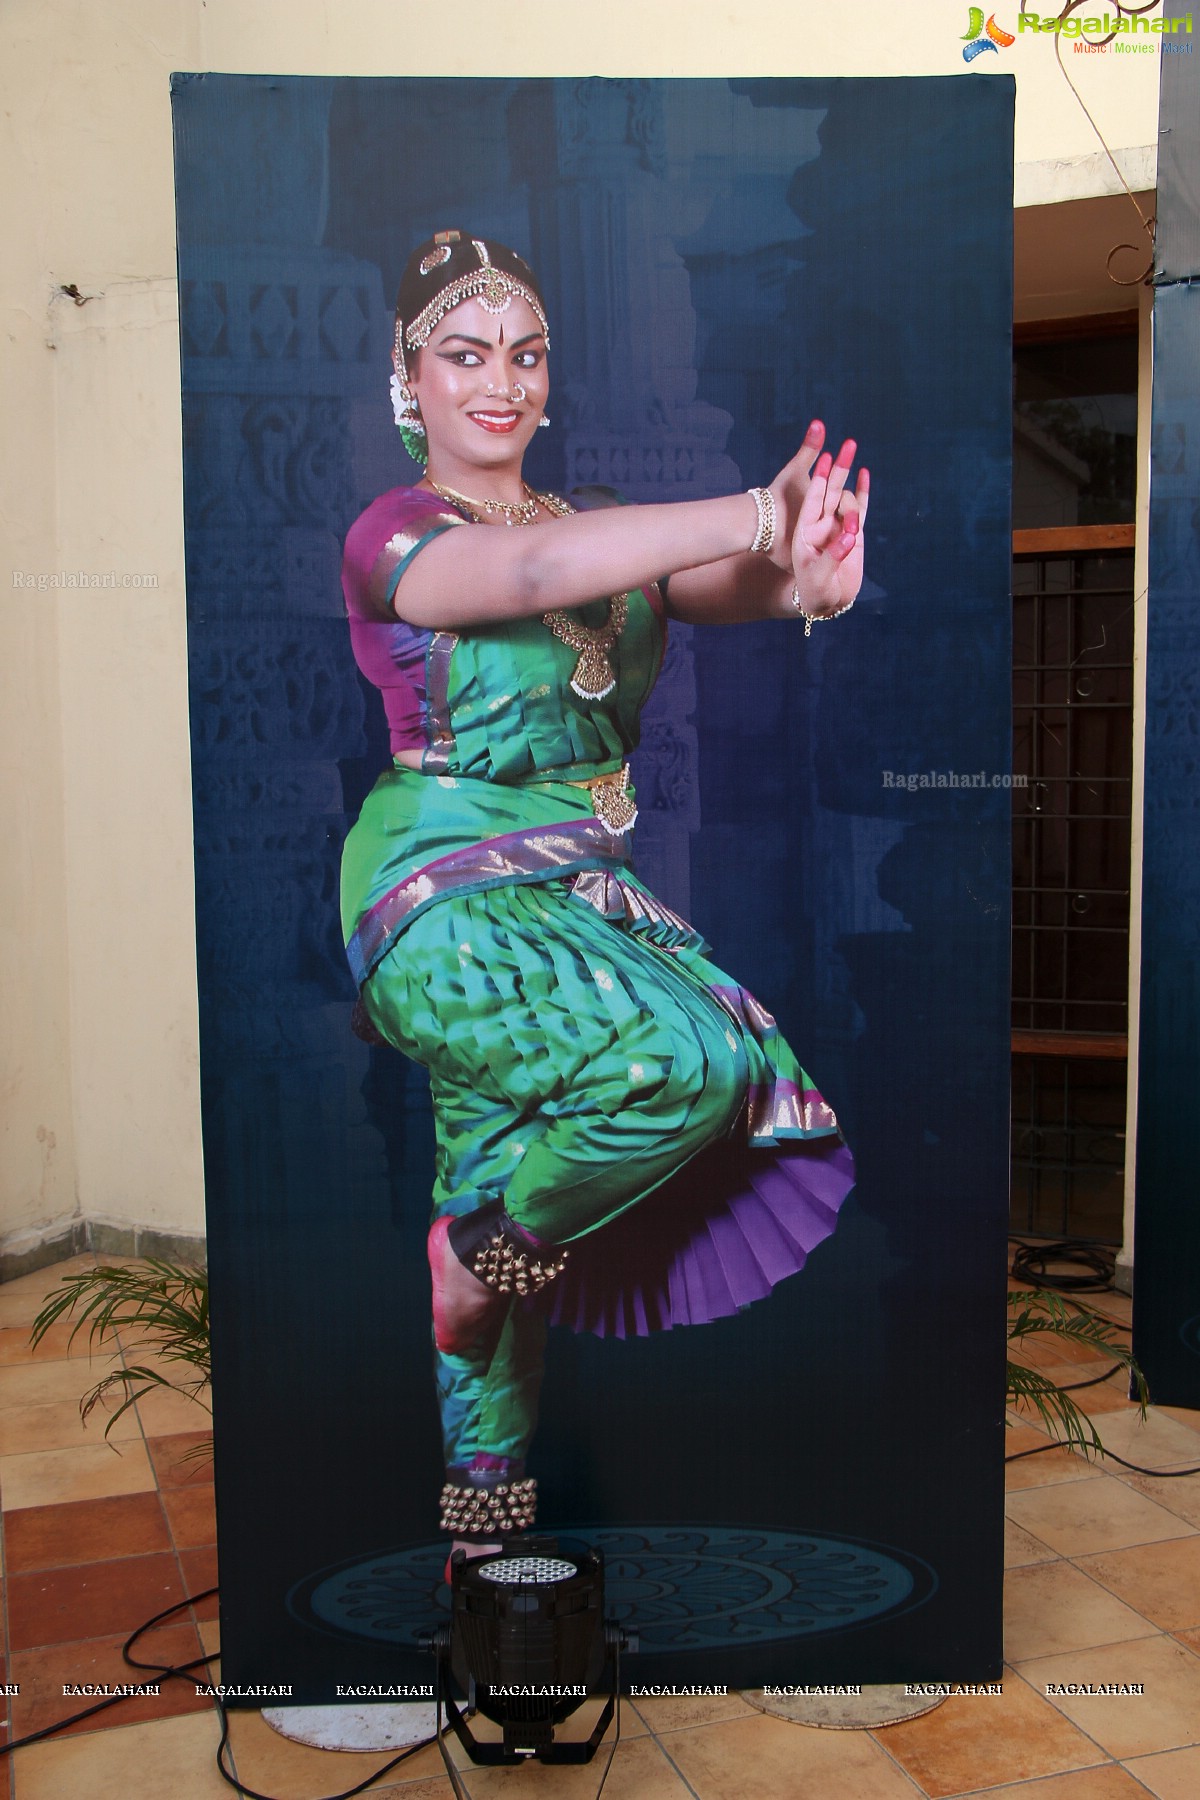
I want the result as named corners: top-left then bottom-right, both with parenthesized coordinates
top-left (1134, 3), bottom-right (1200, 1407)
top-left (172, 73), bottom-right (1014, 1693)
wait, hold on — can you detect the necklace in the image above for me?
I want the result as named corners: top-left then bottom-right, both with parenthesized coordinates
top-left (530, 490), bottom-right (628, 700)
top-left (541, 593), bottom-right (628, 700)
top-left (428, 481), bottom-right (628, 701)
top-left (426, 478), bottom-right (540, 527)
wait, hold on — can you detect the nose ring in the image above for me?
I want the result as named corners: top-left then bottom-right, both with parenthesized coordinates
top-left (486, 381), bottom-right (527, 404)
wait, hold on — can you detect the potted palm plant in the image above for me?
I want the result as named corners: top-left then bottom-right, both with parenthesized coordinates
top-left (30, 1258), bottom-right (211, 1445)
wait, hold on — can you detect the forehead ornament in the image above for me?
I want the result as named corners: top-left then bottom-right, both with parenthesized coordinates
top-left (403, 238), bottom-right (550, 353)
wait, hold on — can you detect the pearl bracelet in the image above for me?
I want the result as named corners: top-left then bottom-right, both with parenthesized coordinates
top-left (748, 486), bottom-right (776, 555)
top-left (790, 588), bottom-right (855, 638)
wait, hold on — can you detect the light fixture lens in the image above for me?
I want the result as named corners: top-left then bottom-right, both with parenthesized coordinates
top-left (476, 1555), bottom-right (578, 1585)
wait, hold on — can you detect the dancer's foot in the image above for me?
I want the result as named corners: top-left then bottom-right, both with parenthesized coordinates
top-left (428, 1215), bottom-right (505, 1355)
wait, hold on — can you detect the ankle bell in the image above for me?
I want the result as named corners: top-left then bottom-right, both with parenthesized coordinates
top-left (447, 1203), bottom-right (569, 1297)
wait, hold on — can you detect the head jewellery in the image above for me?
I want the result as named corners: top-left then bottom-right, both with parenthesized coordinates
top-left (401, 237), bottom-right (549, 357)
top-left (392, 231), bottom-right (550, 464)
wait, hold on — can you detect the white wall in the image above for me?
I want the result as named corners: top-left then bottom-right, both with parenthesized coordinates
top-left (0, 0), bottom-right (1164, 1255)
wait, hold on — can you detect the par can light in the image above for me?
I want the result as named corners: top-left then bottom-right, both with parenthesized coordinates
top-left (426, 1535), bottom-right (632, 1783)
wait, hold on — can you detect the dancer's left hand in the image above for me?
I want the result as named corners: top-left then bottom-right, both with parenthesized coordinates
top-left (789, 441), bottom-right (869, 620)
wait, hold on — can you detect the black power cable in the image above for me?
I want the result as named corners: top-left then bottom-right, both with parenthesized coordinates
top-left (1009, 1237), bottom-right (1118, 1292)
top-left (1, 1584), bottom-right (626, 1798)
top-left (0, 1587), bottom-right (436, 1798)
top-left (1006, 1242), bottom-right (1200, 1473)
top-left (1006, 1438), bottom-right (1200, 1477)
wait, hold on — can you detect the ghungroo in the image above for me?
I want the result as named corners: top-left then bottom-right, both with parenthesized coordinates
top-left (439, 1476), bottom-right (537, 1536)
top-left (447, 1203), bottom-right (569, 1298)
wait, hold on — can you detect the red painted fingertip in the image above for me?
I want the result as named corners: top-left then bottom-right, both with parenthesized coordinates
top-left (834, 439), bottom-right (858, 467)
top-left (807, 419), bottom-right (825, 437)
top-left (814, 452), bottom-right (833, 477)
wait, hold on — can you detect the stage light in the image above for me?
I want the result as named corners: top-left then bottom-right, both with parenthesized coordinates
top-left (426, 1536), bottom-right (631, 1778)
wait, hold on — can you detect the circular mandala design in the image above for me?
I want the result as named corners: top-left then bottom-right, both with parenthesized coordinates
top-left (288, 1525), bottom-right (936, 1654)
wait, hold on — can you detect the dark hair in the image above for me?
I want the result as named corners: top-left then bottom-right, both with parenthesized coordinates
top-left (394, 230), bottom-right (549, 362)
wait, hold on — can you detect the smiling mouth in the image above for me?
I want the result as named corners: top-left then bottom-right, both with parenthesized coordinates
top-left (468, 410), bottom-right (522, 432)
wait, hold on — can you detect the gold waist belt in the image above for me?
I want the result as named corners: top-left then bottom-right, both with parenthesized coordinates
top-left (564, 764), bottom-right (638, 838)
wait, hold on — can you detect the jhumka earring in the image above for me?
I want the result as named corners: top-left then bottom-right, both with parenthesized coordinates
top-left (390, 371), bottom-right (427, 464)
top-left (392, 318), bottom-right (428, 465)
top-left (538, 414), bottom-right (551, 429)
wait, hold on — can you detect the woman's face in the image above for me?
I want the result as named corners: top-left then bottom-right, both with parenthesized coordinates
top-left (403, 295), bottom-right (549, 475)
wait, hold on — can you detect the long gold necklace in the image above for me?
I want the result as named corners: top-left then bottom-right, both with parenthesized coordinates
top-left (426, 481), bottom-right (627, 701)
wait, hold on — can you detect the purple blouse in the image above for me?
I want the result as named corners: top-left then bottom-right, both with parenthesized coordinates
top-left (341, 487), bottom-right (464, 757)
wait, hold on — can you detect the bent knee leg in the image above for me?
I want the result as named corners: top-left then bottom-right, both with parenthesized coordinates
top-left (651, 999), bottom-right (747, 1150)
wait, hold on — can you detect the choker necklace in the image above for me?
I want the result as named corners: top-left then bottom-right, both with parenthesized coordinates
top-left (429, 482), bottom-right (628, 701)
top-left (426, 478), bottom-right (540, 528)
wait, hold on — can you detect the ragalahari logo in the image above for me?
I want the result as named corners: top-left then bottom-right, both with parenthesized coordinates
top-left (961, 8), bottom-right (1016, 60)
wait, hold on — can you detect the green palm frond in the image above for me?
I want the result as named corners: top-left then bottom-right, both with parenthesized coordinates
top-left (1006, 1288), bottom-right (1148, 1461)
top-left (31, 1260), bottom-right (211, 1445)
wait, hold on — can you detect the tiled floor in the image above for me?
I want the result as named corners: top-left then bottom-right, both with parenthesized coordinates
top-left (2, 1257), bottom-right (1199, 1798)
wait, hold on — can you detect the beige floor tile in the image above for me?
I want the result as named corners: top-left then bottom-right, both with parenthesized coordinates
top-left (1004, 1562), bottom-right (1157, 1662)
top-left (1089, 1410), bottom-right (1200, 1471)
top-left (1154, 1405), bottom-right (1200, 1436)
top-left (629, 1688), bottom-right (753, 1734)
top-left (224, 1703), bottom-right (452, 1795)
top-left (1006, 1517), bottom-right (1060, 1568)
top-left (1147, 1401), bottom-right (1195, 1433)
top-left (0, 1437), bottom-right (155, 1509)
top-left (1061, 1382), bottom-right (1141, 1420)
top-left (1029, 1368), bottom-right (1144, 1411)
top-left (1089, 1293), bottom-right (1133, 1329)
top-left (662, 1708), bottom-right (918, 1798)
top-left (873, 1672), bottom-right (1103, 1797)
top-left (1005, 1424), bottom-right (1097, 1492)
top-left (1006, 1473), bottom-right (1197, 1557)
top-left (466, 1733), bottom-right (687, 1797)
top-left (949, 1769), bottom-right (1158, 1799)
top-left (0, 1290), bottom-right (54, 1330)
top-left (353, 1782), bottom-right (456, 1800)
top-left (1015, 1635), bottom-right (1200, 1758)
top-left (0, 1320), bottom-right (83, 1364)
top-left (1075, 1538), bottom-right (1200, 1632)
top-left (1010, 1337), bottom-right (1077, 1373)
top-left (1124, 1744), bottom-right (1200, 1799)
top-left (1113, 1467), bottom-right (1200, 1530)
top-left (133, 1384), bottom-right (212, 1437)
top-left (0, 1357), bottom-right (118, 1411)
top-left (356, 1782), bottom-right (456, 1799)
top-left (573, 1694), bottom-right (647, 1739)
top-left (0, 1255), bottom-right (96, 1300)
top-left (0, 1396), bottom-right (142, 1455)
top-left (11, 1709), bottom-right (230, 1799)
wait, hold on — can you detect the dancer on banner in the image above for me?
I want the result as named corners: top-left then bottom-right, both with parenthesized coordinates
top-left (340, 230), bottom-right (866, 1559)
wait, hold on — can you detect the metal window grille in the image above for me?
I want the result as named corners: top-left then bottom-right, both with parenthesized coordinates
top-left (1010, 549), bottom-right (1134, 1245)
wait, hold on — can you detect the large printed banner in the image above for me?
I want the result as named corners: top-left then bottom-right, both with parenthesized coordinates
top-left (1134, 5), bottom-right (1200, 1408)
top-left (172, 73), bottom-right (1014, 1696)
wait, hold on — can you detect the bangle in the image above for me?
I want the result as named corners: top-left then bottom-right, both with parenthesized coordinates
top-left (790, 588), bottom-right (855, 638)
top-left (747, 486), bottom-right (776, 555)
